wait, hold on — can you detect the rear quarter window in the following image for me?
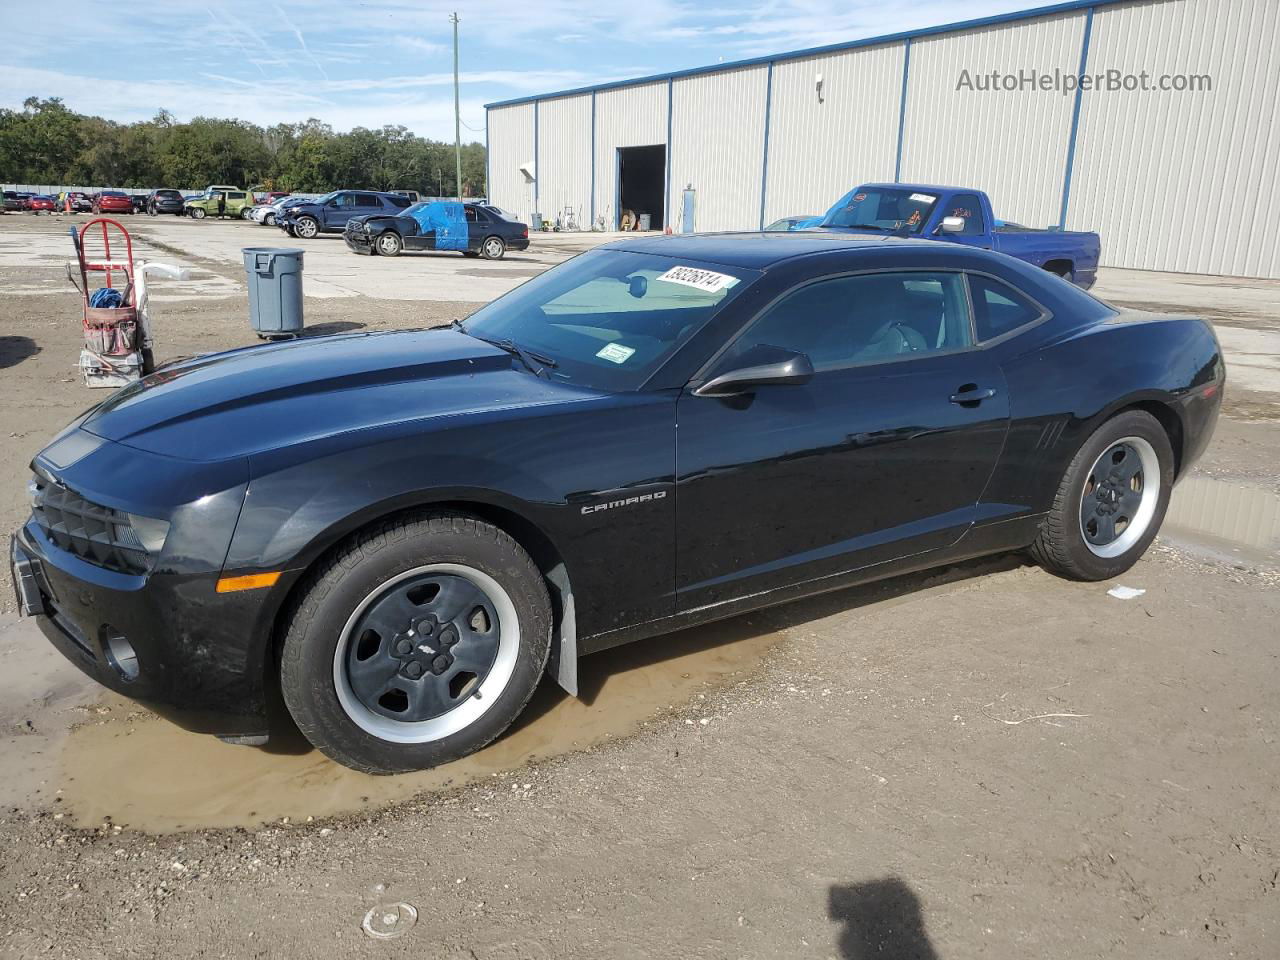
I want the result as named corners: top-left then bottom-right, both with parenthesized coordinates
top-left (968, 274), bottom-right (1045, 341)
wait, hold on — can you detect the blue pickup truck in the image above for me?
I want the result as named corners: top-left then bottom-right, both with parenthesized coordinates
top-left (815, 183), bottom-right (1100, 289)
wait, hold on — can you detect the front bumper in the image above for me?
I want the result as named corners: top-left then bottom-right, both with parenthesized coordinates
top-left (343, 230), bottom-right (375, 254)
top-left (12, 523), bottom-right (277, 739)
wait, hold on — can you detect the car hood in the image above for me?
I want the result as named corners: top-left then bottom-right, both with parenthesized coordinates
top-left (81, 330), bottom-right (598, 462)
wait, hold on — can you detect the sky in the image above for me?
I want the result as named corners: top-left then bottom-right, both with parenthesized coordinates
top-left (0, 0), bottom-right (1036, 142)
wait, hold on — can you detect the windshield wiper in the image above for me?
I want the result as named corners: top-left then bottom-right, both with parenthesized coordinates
top-left (474, 335), bottom-right (558, 378)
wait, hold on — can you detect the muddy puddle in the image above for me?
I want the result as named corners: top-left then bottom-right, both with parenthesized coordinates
top-left (1162, 475), bottom-right (1280, 566)
top-left (56, 616), bottom-right (787, 833)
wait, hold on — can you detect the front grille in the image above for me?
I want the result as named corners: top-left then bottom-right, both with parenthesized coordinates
top-left (30, 474), bottom-right (152, 575)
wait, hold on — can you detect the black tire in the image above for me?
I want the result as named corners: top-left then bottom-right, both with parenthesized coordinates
top-left (1030, 410), bottom-right (1174, 581)
top-left (375, 231), bottom-right (403, 257)
top-left (294, 216), bottom-right (319, 239)
top-left (280, 512), bottom-right (552, 774)
top-left (480, 235), bottom-right (506, 260)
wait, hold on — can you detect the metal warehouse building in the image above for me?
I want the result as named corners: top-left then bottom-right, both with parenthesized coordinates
top-left (485, 0), bottom-right (1279, 279)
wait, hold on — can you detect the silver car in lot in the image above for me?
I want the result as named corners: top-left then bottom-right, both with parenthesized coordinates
top-left (251, 196), bottom-right (308, 226)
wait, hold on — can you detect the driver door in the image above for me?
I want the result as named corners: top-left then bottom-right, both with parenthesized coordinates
top-left (674, 269), bottom-right (1009, 612)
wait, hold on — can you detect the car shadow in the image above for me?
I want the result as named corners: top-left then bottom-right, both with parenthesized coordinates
top-left (516, 551), bottom-right (1029, 724)
top-left (829, 877), bottom-right (941, 960)
top-left (0, 335), bottom-right (40, 370)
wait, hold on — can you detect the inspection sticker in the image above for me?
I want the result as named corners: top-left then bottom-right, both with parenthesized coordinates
top-left (908, 192), bottom-right (937, 203)
top-left (655, 265), bottom-right (740, 293)
top-left (596, 342), bottom-right (636, 364)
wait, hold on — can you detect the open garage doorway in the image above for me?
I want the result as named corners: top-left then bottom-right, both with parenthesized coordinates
top-left (616, 145), bottom-right (665, 231)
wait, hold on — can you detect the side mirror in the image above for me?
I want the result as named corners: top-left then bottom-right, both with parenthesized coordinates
top-left (694, 349), bottom-right (814, 397)
top-left (627, 275), bottom-right (648, 299)
top-left (937, 216), bottom-right (965, 234)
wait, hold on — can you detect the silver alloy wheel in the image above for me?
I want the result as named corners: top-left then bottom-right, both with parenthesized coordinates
top-left (190, 207), bottom-right (205, 219)
top-left (1079, 435), bottom-right (1160, 558)
top-left (295, 217), bottom-right (318, 238)
top-left (377, 233), bottom-right (401, 255)
top-left (333, 563), bottom-right (520, 743)
top-left (241, 206), bottom-right (254, 219)
top-left (483, 237), bottom-right (504, 259)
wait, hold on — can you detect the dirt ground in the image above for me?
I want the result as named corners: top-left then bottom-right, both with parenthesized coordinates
top-left (1, 211), bottom-right (1278, 959)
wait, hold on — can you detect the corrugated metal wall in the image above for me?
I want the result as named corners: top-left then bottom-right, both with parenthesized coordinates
top-left (669, 66), bottom-right (769, 233)
top-left (535, 95), bottom-right (592, 227)
top-left (487, 0), bottom-right (1280, 278)
top-left (592, 82), bottom-right (668, 228)
top-left (763, 43), bottom-right (904, 225)
top-left (900, 11), bottom-right (1086, 227)
top-left (487, 103), bottom-right (535, 223)
top-left (1068, 0), bottom-right (1280, 277)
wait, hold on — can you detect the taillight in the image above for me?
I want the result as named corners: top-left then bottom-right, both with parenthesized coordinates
top-left (522, 226), bottom-right (529, 238)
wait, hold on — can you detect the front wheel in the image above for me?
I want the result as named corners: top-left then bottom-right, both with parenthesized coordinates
top-left (294, 216), bottom-right (319, 239)
top-left (280, 512), bottom-right (552, 774)
top-left (1031, 410), bottom-right (1174, 581)
top-left (240, 207), bottom-right (254, 220)
top-left (265, 213), bottom-right (276, 225)
top-left (480, 236), bottom-right (506, 260)
top-left (190, 207), bottom-right (206, 219)
top-left (375, 232), bottom-right (403, 257)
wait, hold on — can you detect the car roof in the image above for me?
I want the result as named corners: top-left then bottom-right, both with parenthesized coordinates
top-left (604, 231), bottom-right (931, 269)
top-left (856, 182), bottom-right (976, 195)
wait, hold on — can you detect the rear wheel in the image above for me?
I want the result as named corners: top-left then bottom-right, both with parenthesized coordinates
top-left (480, 236), bottom-right (506, 260)
top-left (1031, 410), bottom-right (1173, 581)
top-left (280, 512), bottom-right (551, 774)
top-left (265, 213), bottom-right (276, 225)
top-left (294, 216), bottom-right (319, 239)
top-left (240, 206), bottom-right (254, 220)
top-left (375, 232), bottom-right (403, 257)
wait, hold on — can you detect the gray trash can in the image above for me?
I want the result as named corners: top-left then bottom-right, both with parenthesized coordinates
top-left (242, 247), bottom-right (305, 337)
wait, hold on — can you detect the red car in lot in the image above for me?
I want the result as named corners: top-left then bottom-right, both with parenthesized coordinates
top-left (23, 195), bottom-right (56, 212)
top-left (92, 192), bottom-right (133, 215)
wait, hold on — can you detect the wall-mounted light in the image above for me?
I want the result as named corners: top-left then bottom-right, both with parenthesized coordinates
top-left (815, 72), bottom-right (825, 103)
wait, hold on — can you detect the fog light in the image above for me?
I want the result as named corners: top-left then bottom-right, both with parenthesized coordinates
top-left (101, 626), bottom-right (139, 681)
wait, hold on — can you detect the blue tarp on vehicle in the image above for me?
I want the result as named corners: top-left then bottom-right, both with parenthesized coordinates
top-left (409, 201), bottom-right (469, 251)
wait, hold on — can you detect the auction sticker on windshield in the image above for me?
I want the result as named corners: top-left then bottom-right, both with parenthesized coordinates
top-left (909, 193), bottom-right (936, 203)
top-left (656, 266), bottom-right (741, 294)
top-left (596, 342), bottom-right (636, 364)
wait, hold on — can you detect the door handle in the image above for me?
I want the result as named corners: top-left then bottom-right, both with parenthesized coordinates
top-left (949, 385), bottom-right (997, 405)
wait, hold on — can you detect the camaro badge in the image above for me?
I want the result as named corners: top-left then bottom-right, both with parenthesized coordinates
top-left (581, 490), bottom-right (668, 515)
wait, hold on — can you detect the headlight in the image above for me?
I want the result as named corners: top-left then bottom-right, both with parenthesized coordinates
top-left (126, 513), bottom-right (171, 554)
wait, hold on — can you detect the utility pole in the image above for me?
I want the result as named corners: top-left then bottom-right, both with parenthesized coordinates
top-left (450, 12), bottom-right (462, 200)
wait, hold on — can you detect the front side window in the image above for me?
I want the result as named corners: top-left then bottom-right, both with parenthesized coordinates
top-left (968, 274), bottom-right (1044, 341)
top-left (717, 271), bottom-right (971, 372)
top-left (463, 250), bottom-right (760, 391)
top-left (822, 187), bottom-right (939, 234)
top-left (946, 193), bottom-right (987, 235)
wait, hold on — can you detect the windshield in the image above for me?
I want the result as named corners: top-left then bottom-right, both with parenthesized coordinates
top-left (403, 201), bottom-right (431, 217)
top-left (314, 191), bottom-right (340, 204)
top-left (462, 249), bottom-right (759, 391)
top-left (822, 187), bottom-right (939, 234)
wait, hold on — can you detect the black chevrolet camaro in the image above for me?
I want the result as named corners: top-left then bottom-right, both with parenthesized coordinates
top-left (344, 200), bottom-right (530, 260)
top-left (11, 233), bottom-right (1223, 774)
